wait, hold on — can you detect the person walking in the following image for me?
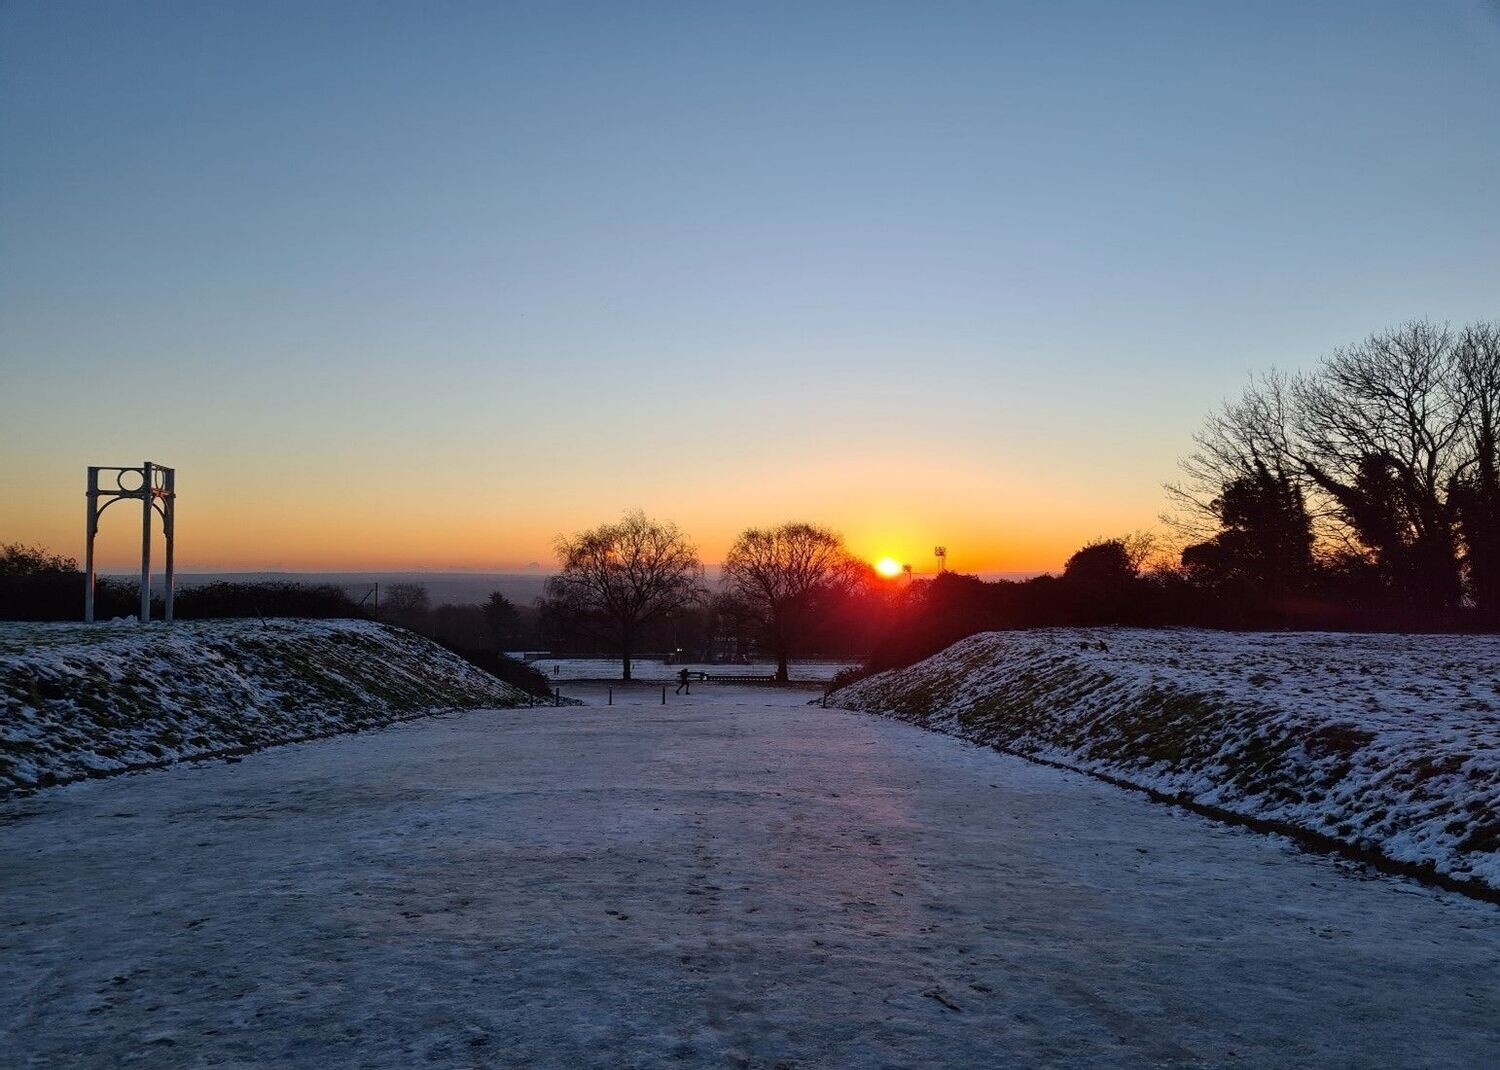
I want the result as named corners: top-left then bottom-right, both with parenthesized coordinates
top-left (675, 667), bottom-right (691, 695)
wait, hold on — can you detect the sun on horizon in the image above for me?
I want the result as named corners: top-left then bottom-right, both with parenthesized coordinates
top-left (875, 556), bottom-right (904, 578)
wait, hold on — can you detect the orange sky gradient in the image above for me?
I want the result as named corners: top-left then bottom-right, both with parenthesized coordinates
top-left (6, 6), bottom-right (1497, 578)
top-left (2, 444), bottom-right (1155, 576)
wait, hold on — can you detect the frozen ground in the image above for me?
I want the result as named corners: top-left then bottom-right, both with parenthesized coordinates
top-left (832, 629), bottom-right (1500, 894)
top-left (2, 685), bottom-right (1497, 1069)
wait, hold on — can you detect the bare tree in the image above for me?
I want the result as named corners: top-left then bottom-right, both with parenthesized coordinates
top-left (548, 511), bottom-right (704, 681)
top-left (1165, 371), bottom-right (1304, 542)
top-left (721, 522), bottom-right (868, 682)
top-left (381, 583), bottom-right (431, 629)
top-left (1452, 322), bottom-right (1500, 620)
top-left (1290, 321), bottom-right (1466, 607)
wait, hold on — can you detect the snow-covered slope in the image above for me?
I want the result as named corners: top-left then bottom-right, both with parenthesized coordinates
top-left (829, 629), bottom-right (1500, 895)
top-left (0, 619), bottom-right (542, 793)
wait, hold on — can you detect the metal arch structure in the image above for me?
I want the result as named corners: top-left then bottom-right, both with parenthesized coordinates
top-left (84, 462), bottom-right (176, 623)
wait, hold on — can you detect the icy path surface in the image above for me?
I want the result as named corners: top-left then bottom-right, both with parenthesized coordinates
top-left (2, 687), bottom-right (1497, 1068)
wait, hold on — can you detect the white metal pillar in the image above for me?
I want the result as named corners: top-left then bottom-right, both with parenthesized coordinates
top-left (139, 460), bottom-right (153, 623)
top-left (162, 467), bottom-right (176, 622)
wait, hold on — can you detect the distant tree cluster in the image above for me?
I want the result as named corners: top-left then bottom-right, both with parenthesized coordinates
top-left (536, 513), bottom-right (884, 680)
top-left (350, 584), bottom-right (548, 695)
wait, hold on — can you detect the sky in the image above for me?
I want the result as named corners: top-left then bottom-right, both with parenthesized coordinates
top-left (3, 2), bottom-right (1499, 574)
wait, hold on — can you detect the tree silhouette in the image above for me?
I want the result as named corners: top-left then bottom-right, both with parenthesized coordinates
top-left (1293, 322), bottom-right (1466, 610)
top-left (1452, 322), bottom-right (1500, 623)
top-left (1180, 470), bottom-right (1314, 609)
top-left (721, 522), bottom-right (867, 682)
top-left (0, 543), bottom-right (78, 575)
top-left (481, 591), bottom-right (522, 649)
top-left (381, 583), bottom-right (430, 629)
top-left (547, 511), bottom-right (704, 681)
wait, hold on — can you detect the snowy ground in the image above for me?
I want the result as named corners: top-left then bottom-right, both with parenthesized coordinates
top-left (2, 685), bottom-right (1496, 1068)
top-left (831, 628), bottom-right (1500, 895)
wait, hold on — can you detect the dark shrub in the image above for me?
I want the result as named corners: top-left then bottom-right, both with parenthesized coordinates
top-left (439, 644), bottom-right (552, 697)
top-left (0, 574), bottom-right (138, 621)
top-left (829, 663), bottom-right (873, 691)
top-left (172, 582), bottom-right (369, 620)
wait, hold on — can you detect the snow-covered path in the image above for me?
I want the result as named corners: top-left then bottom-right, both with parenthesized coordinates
top-left (2, 686), bottom-right (1496, 1068)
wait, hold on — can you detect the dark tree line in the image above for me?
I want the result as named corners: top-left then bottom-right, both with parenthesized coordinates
top-left (0, 545), bottom-right (372, 622)
top-left (862, 537), bottom-right (1174, 673)
top-left (368, 584), bottom-right (552, 694)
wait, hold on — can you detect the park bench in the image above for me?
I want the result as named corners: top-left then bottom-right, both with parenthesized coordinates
top-left (701, 673), bottom-right (779, 684)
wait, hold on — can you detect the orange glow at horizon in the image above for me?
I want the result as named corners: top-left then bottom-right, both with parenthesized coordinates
top-left (874, 556), bottom-right (904, 578)
top-left (1, 444), bottom-right (1159, 577)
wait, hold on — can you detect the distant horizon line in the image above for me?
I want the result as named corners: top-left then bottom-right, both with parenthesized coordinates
top-left (99, 567), bottom-right (1055, 581)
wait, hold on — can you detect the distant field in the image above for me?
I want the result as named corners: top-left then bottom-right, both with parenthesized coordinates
top-left (111, 570), bottom-right (1047, 607)
top-left (518, 657), bottom-right (859, 683)
top-left (829, 628), bottom-right (1500, 897)
top-left (109, 571), bottom-right (554, 607)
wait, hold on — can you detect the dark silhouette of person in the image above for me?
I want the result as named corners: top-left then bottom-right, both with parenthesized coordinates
top-left (675, 667), bottom-right (691, 695)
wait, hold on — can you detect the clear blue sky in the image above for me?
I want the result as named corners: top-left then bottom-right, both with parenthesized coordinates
top-left (3, 2), bottom-right (1498, 570)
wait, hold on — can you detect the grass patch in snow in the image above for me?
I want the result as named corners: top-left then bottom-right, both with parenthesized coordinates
top-left (0, 619), bottom-right (561, 794)
top-left (828, 628), bottom-right (1500, 896)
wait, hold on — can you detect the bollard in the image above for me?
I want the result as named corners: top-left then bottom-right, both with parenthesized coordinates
top-left (554, 688), bottom-right (560, 707)
top-left (661, 686), bottom-right (666, 705)
top-left (530, 693), bottom-right (535, 708)
top-left (608, 687), bottom-right (613, 706)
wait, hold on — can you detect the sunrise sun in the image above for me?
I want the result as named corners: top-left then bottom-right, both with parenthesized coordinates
top-left (875, 556), bottom-right (904, 578)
